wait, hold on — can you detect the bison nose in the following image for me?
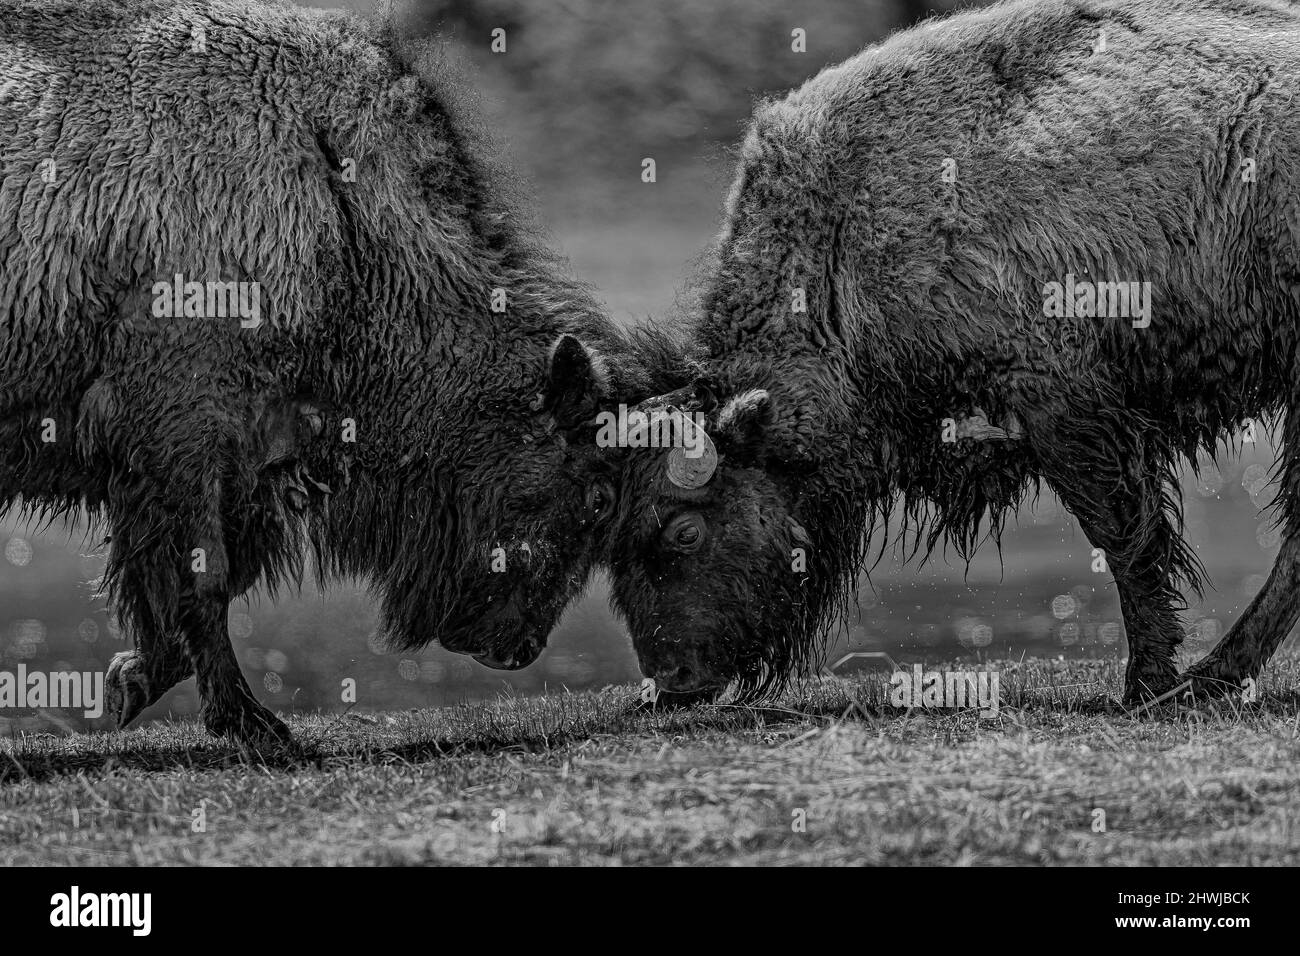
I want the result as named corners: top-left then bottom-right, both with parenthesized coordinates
top-left (473, 633), bottom-right (545, 671)
top-left (658, 664), bottom-right (706, 694)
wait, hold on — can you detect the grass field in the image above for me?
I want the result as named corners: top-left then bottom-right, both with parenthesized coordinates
top-left (3, 656), bottom-right (1299, 866)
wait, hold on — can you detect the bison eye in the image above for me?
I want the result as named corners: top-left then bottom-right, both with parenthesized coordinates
top-left (664, 513), bottom-right (706, 554)
top-left (585, 480), bottom-right (615, 525)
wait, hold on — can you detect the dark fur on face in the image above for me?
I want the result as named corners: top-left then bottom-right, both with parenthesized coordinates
top-left (605, 0), bottom-right (1300, 704)
top-left (0, 0), bottom-right (679, 742)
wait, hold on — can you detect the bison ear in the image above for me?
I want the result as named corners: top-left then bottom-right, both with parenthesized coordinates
top-left (544, 334), bottom-right (609, 429)
top-left (713, 389), bottom-right (773, 459)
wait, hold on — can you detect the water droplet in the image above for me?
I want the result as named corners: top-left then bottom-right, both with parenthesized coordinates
top-left (1240, 573), bottom-right (1267, 597)
top-left (1242, 463), bottom-right (1271, 498)
top-left (77, 619), bottom-right (99, 644)
top-left (419, 660), bottom-right (445, 683)
top-left (1257, 521), bottom-right (1282, 550)
top-left (3, 537), bottom-right (32, 567)
top-left (228, 612), bottom-right (254, 641)
top-left (10, 618), bottom-right (46, 644)
top-left (1195, 462), bottom-right (1224, 497)
top-left (1051, 594), bottom-right (1077, 620)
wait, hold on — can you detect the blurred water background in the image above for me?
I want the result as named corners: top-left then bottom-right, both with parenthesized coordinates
top-left (3, 0), bottom-right (1293, 732)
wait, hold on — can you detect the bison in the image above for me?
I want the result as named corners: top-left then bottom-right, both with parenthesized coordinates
top-left (606, 0), bottom-right (1300, 706)
top-left (0, 0), bottom-right (655, 745)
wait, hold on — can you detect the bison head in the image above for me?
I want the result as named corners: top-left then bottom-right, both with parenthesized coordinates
top-left (606, 380), bottom-right (849, 698)
top-left (363, 333), bottom-right (621, 672)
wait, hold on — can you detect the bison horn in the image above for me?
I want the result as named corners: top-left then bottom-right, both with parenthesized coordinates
top-left (634, 383), bottom-right (714, 415)
top-left (955, 407), bottom-right (1025, 442)
top-left (666, 421), bottom-right (718, 489)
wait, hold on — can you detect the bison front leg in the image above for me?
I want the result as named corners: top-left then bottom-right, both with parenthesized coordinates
top-left (1037, 432), bottom-right (1187, 704)
top-left (172, 476), bottom-right (292, 748)
top-left (181, 583), bottom-right (292, 748)
top-left (104, 523), bottom-right (196, 728)
top-left (1069, 507), bottom-right (1185, 703)
top-left (1111, 563), bottom-right (1186, 705)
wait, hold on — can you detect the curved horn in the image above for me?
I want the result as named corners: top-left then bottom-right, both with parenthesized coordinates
top-left (666, 419), bottom-right (718, 489)
top-left (634, 381), bottom-right (715, 415)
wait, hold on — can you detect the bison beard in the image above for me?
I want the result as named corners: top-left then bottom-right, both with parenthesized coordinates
top-left (609, 0), bottom-right (1300, 706)
top-left (0, 0), bottom-right (651, 745)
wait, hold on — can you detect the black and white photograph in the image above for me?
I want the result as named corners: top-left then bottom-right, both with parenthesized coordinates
top-left (0, 0), bottom-right (1293, 913)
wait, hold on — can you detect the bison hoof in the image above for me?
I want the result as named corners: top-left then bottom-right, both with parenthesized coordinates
top-left (1120, 668), bottom-right (1182, 710)
top-left (1180, 658), bottom-right (1249, 701)
top-left (204, 698), bottom-right (295, 749)
top-left (639, 686), bottom-right (721, 711)
top-left (105, 651), bottom-right (153, 729)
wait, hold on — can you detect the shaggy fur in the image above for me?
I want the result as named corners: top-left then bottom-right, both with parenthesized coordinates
top-left (0, 0), bottom-right (658, 745)
top-left (607, 0), bottom-right (1300, 704)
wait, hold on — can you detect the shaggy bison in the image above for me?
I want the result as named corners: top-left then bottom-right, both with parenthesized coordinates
top-left (607, 0), bottom-right (1300, 705)
top-left (0, 0), bottom-right (648, 744)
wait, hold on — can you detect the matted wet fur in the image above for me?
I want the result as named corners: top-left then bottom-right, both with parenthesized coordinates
top-left (606, 0), bottom-right (1300, 706)
top-left (0, 0), bottom-right (662, 745)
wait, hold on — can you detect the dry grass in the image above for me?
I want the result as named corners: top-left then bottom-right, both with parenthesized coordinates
top-left (3, 656), bottom-right (1299, 865)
